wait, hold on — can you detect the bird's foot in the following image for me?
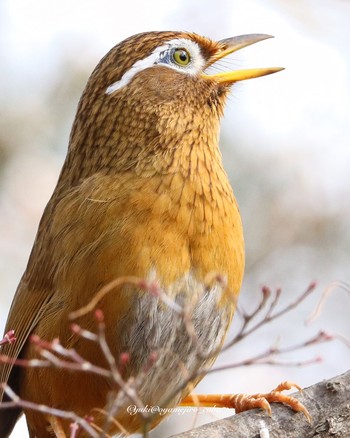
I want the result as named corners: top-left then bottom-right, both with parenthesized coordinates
top-left (181, 381), bottom-right (311, 421)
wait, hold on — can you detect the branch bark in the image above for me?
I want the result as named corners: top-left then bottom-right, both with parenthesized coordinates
top-left (171, 369), bottom-right (350, 438)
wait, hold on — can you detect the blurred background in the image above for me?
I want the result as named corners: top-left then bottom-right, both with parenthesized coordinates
top-left (0, 0), bottom-right (349, 436)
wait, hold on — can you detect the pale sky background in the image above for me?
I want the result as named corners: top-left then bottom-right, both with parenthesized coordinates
top-left (0, 0), bottom-right (349, 436)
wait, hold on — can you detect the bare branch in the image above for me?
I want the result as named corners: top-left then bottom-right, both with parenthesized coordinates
top-left (223, 281), bottom-right (317, 351)
top-left (0, 384), bottom-right (99, 438)
top-left (0, 280), bottom-right (346, 437)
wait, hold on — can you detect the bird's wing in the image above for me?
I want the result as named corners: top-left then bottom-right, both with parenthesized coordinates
top-left (0, 273), bottom-right (56, 438)
top-left (0, 173), bottom-right (132, 399)
top-left (0, 279), bottom-right (53, 396)
top-left (1, 184), bottom-right (62, 395)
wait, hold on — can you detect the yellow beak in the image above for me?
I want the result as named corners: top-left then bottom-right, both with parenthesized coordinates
top-left (202, 34), bottom-right (284, 83)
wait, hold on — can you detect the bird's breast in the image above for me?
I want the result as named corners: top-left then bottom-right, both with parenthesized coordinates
top-left (43, 169), bottom-right (244, 312)
top-left (122, 170), bottom-right (245, 294)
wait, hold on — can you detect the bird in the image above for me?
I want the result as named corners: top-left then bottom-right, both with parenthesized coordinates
top-left (0, 31), bottom-right (306, 437)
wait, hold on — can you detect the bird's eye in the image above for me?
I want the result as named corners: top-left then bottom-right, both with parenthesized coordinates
top-left (172, 48), bottom-right (191, 66)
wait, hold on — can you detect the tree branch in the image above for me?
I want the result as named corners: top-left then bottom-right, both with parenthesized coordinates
top-left (171, 369), bottom-right (350, 438)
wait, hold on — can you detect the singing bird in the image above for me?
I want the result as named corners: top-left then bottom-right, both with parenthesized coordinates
top-left (0, 31), bottom-right (304, 437)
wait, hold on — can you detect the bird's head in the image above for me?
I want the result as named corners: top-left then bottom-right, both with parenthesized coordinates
top-left (66, 31), bottom-right (282, 180)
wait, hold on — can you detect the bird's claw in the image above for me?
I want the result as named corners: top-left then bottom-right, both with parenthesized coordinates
top-left (231, 380), bottom-right (311, 422)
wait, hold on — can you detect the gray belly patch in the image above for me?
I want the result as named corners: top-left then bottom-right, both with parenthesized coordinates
top-left (117, 273), bottom-right (231, 408)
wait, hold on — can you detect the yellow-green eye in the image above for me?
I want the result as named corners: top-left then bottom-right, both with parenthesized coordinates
top-left (173, 48), bottom-right (191, 66)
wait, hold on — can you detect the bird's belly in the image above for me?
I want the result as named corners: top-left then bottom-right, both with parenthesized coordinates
top-left (116, 272), bottom-right (233, 410)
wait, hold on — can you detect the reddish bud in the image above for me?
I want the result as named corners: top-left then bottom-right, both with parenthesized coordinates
top-left (139, 279), bottom-right (161, 296)
top-left (138, 279), bottom-right (148, 290)
top-left (120, 352), bottom-right (130, 365)
top-left (319, 330), bottom-right (333, 341)
top-left (70, 323), bottom-right (81, 334)
top-left (149, 351), bottom-right (158, 363)
top-left (84, 415), bottom-right (94, 424)
top-left (30, 334), bottom-right (40, 344)
top-left (308, 280), bottom-right (317, 291)
top-left (0, 330), bottom-right (17, 346)
top-left (149, 282), bottom-right (161, 296)
top-left (94, 309), bottom-right (104, 322)
top-left (261, 286), bottom-right (271, 298)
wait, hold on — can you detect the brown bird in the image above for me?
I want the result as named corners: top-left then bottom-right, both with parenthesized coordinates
top-left (0, 31), bottom-right (305, 437)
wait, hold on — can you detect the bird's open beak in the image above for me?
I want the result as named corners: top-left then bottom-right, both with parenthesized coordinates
top-left (202, 34), bottom-right (284, 83)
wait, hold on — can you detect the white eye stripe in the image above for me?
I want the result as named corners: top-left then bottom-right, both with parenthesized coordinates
top-left (105, 38), bottom-right (205, 95)
top-left (106, 48), bottom-right (164, 94)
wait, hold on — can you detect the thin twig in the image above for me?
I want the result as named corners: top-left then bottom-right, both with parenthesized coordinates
top-left (1, 384), bottom-right (99, 438)
top-left (0, 330), bottom-right (16, 346)
top-left (307, 280), bottom-right (350, 324)
top-left (223, 281), bottom-right (317, 352)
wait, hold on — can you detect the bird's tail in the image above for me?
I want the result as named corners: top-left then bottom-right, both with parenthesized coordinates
top-left (0, 405), bottom-right (22, 438)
